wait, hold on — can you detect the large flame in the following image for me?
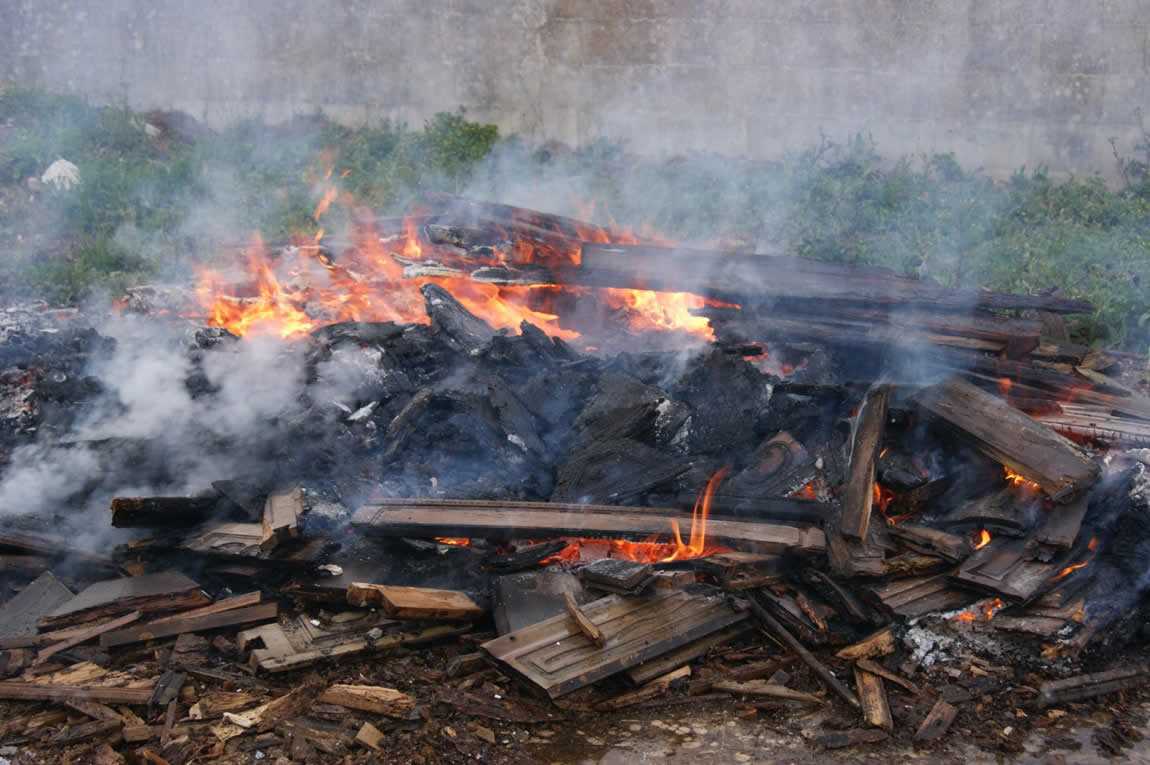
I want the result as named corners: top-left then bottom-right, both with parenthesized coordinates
top-left (193, 176), bottom-right (717, 344)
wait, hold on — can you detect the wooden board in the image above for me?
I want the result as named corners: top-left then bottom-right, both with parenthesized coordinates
top-left (110, 496), bottom-right (219, 528)
top-left (41, 571), bottom-right (209, 631)
top-left (481, 589), bottom-right (747, 699)
top-left (914, 378), bottom-right (1100, 501)
top-left (868, 572), bottom-right (977, 618)
top-left (261, 488), bottom-right (303, 550)
top-left (840, 386), bottom-right (890, 540)
top-left (346, 584), bottom-right (483, 621)
top-left (625, 623), bottom-right (750, 686)
top-left (951, 537), bottom-right (1063, 602)
top-left (0, 572), bottom-right (73, 642)
top-left (0, 682), bottom-right (154, 705)
top-left (351, 503), bottom-right (825, 554)
top-left (99, 603), bottom-right (279, 648)
top-left (1033, 494), bottom-right (1090, 550)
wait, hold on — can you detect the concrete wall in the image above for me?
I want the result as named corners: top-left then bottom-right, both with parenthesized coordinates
top-left (2, 0), bottom-right (1148, 177)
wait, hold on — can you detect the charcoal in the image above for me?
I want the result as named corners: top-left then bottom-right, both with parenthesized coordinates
top-left (552, 437), bottom-right (692, 504)
top-left (422, 284), bottom-right (497, 355)
top-left (669, 350), bottom-right (771, 455)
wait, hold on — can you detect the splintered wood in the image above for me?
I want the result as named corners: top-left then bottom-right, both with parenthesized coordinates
top-left (346, 584), bottom-right (484, 621)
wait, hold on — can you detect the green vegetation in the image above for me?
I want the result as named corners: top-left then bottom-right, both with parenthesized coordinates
top-left (1, 86), bottom-right (1148, 350)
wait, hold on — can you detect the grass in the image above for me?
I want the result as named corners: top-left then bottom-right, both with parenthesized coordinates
top-left (1, 85), bottom-right (1148, 350)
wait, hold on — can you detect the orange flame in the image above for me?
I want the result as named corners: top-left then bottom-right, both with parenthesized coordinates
top-left (194, 177), bottom-right (719, 344)
top-left (974, 529), bottom-right (992, 550)
top-left (950, 597), bottom-right (1005, 623)
top-left (1004, 467), bottom-right (1041, 492)
top-left (1054, 537), bottom-right (1099, 581)
top-left (537, 468), bottom-right (732, 565)
top-left (434, 537), bottom-right (471, 547)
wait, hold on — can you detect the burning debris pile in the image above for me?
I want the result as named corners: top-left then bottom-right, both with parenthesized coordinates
top-left (0, 196), bottom-right (1149, 761)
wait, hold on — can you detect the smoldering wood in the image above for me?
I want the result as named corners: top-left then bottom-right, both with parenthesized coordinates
top-left (579, 559), bottom-right (655, 594)
top-left (1037, 665), bottom-right (1150, 707)
top-left (744, 596), bottom-right (859, 708)
top-left (1033, 494), bottom-right (1091, 550)
top-left (841, 385), bottom-right (890, 540)
top-left (483, 540), bottom-right (570, 573)
top-left (110, 496), bottom-right (221, 528)
top-left (351, 501), bottom-right (827, 553)
top-left (887, 525), bottom-right (972, 562)
top-left (951, 537), bottom-right (1064, 602)
top-left (261, 487), bottom-right (304, 550)
top-left (481, 589), bottom-right (748, 699)
top-left (800, 569), bottom-right (885, 626)
top-left (754, 590), bottom-right (829, 647)
top-left (578, 244), bottom-right (1094, 314)
top-left (867, 572), bottom-right (978, 618)
top-left (943, 488), bottom-right (1039, 536)
top-left (421, 283), bottom-right (497, 354)
top-left (914, 378), bottom-right (1101, 501)
top-left (695, 552), bottom-right (785, 590)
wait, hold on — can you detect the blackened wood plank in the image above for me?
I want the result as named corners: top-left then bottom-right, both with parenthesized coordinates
top-left (914, 377), bottom-right (1100, 501)
top-left (41, 571), bottom-right (210, 631)
top-left (110, 497), bottom-right (219, 528)
top-left (579, 243), bottom-right (1094, 314)
top-left (351, 502), bottom-right (826, 553)
top-left (99, 603), bottom-right (279, 648)
top-left (1037, 665), bottom-right (1150, 707)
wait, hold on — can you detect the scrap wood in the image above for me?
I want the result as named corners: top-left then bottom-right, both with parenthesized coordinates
top-left (0, 571), bottom-right (74, 645)
top-left (261, 487), bottom-right (303, 550)
top-left (835, 627), bottom-right (895, 661)
top-left (745, 597), bottom-right (860, 709)
top-left (482, 589), bottom-right (747, 699)
top-left (0, 682), bottom-right (154, 704)
top-left (64, 698), bottom-right (126, 722)
top-left (355, 722), bottom-right (385, 751)
top-left (346, 583), bottom-right (484, 621)
top-left (855, 658), bottom-right (920, 695)
top-left (52, 718), bottom-right (123, 745)
top-left (915, 697), bottom-right (958, 741)
top-left (35, 610), bottom-right (141, 666)
top-left (711, 680), bottom-right (823, 704)
top-left (445, 652), bottom-right (487, 678)
top-left (840, 385), bottom-right (891, 540)
top-left (594, 666), bottom-right (691, 711)
top-left (563, 591), bottom-right (606, 648)
top-left (40, 570), bottom-right (210, 631)
top-left (1037, 664), bottom-right (1150, 708)
top-left (110, 496), bottom-right (219, 528)
top-left (626, 623), bottom-right (751, 686)
top-left (146, 591), bottom-right (262, 626)
top-left (99, 602), bottom-right (279, 648)
top-left (854, 667), bottom-right (893, 731)
top-left (435, 687), bottom-right (558, 723)
top-left (318, 684), bottom-right (416, 717)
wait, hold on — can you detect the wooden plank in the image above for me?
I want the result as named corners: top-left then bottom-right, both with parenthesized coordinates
top-left (0, 572), bottom-right (74, 642)
top-left (481, 590), bottom-right (747, 699)
top-left (1037, 665), bottom-right (1150, 707)
top-left (578, 243), bottom-right (1094, 313)
top-left (887, 525), bottom-right (971, 562)
top-left (915, 698), bottom-right (958, 741)
top-left (914, 377), bottom-right (1100, 501)
top-left (625, 624), bottom-right (749, 686)
top-left (595, 666), bottom-right (691, 711)
top-left (318, 685), bottom-right (416, 717)
top-left (854, 667), bottom-right (893, 731)
top-left (110, 496), bottom-right (218, 528)
top-left (835, 627), bottom-right (895, 661)
top-left (35, 610), bottom-right (141, 666)
top-left (1033, 494), bottom-right (1091, 550)
top-left (99, 603), bottom-right (279, 648)
top-left (712, 680), bottom-right (822, 704)
top-left (867, 572), bottom-right (977, 618)
top-left (855, 659), bottom-right (920, 695)
top-left (563, 592), bottom-right (605, 648)
top-left (0, 682), bottom-right (154, 704)
top-left (146, 592), bottom-right (262, 626)
top-left (261, 488), bottom-right (303, 550)
top-left (346, 584), bottom-right (483, 621)
top-left (41, 571), bottom-right (209, 631)
top-left (841, 386), bottom-right (890, 540)
top-left (351, 502), bottom-right (826, 554)
top-left (951, 537), bottom-right (1063, 602)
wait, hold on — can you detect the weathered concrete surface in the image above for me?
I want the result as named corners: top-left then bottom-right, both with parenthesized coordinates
top-left (2, 0), bottom-right (1148, 177)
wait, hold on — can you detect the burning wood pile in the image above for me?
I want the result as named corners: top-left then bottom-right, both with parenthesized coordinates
top-left (0, 195), bottom-right (1149, 761)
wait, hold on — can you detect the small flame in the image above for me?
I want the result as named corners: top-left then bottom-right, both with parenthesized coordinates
top-left (974, 528), bottom-right (992, 550)
top-left (950, 597), bottom-right (1005, 623)
top-left (1054, 537), bottom-right (1099, 581)
top-left (998, 377), bottom-right (1013, 397)
top-left (794, 482), bottom-right (819, 500)
top-left (434, 537), bottom-right (471, 547)
top-left (1004, 467), bottom-right (1041, 492)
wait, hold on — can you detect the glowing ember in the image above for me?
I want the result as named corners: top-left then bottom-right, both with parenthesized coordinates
top-left (998, 377), bottom-right (1013, 397)
top-left (950, 597), bottom-right (1006, 623)
top-left (794, 482), bottom-right (819, 500)
top-left (1054, 537), bottom-right (1098, 581)
top-left (434, 537), bottom-right (471, 547)
top-left (973, 528), bottom-right (992, 550)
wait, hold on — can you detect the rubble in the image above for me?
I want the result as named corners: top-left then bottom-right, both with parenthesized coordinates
top-left (0, 199), bottom-right (1147, 761)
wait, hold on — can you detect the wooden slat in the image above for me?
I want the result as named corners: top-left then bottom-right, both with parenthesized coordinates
top-left (914, 377), bottom-right (1100, 501)
top-left (840, 386), bottom-right (890, 540)
top-left (854, 667), bottom-right (893, 731)
top-left (99, 603), bottom-right (279, 648)
top-left (146, 592), bottom-right (262, 626)
top-left (351, 503), bottom-right (825, 554)
top-left (346, 584), bottom-right (483, 621)
top-left (35, 611), bottom-right (141, 665)
top-left (481, 590), bottom-right (747, 699)
top-left (0, 682), bottom-right (154, 704)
